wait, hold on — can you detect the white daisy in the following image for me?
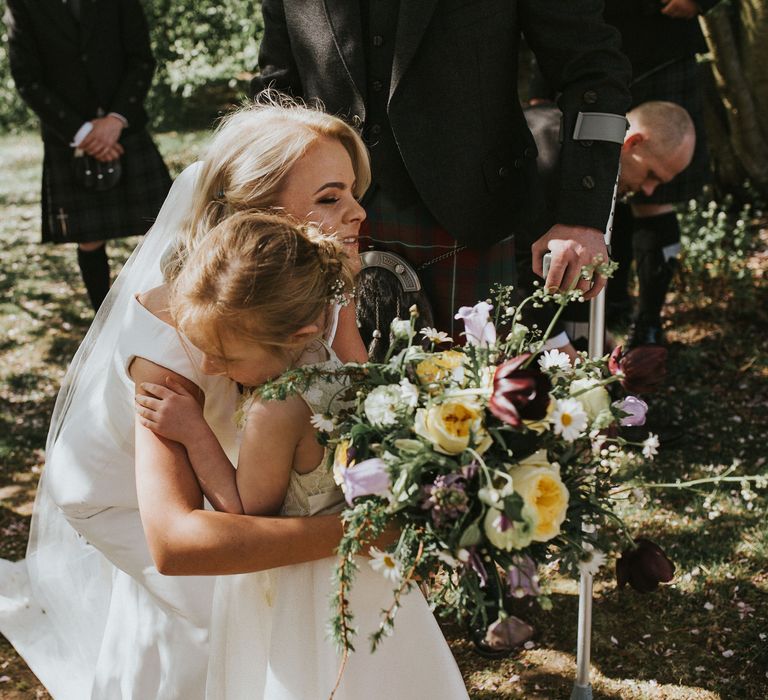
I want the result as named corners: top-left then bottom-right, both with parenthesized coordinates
top-left (420, 327), bottom-right (453, 345)
top-left (368, 546), bottom-right (402, 583)
top-left (538, 348), bottom-right (572, 372)
top-left (578, 543), bottom-right (606, 576)
top-left (642, 433), bottom-right (660, 459)
top-left (309, 413), bottom-right (335, 433)
top-left (550, 398), bottom-right (588, 441)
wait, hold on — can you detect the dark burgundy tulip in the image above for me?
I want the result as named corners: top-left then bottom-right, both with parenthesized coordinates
top-left (488, 354), bottom-right (552, 427)
top-left (616, 538), bottom-right (675, 593)
top-left (609, 345), bottom-right (668, 395)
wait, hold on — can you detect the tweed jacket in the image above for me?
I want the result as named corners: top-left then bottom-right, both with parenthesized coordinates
top-left (253, 0), bottom-right (632, 247)
top-left (5, 0), bottom-right (155, 146)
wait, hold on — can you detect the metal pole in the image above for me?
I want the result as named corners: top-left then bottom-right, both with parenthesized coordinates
top-left (570, 173), bottom-right (619, 700)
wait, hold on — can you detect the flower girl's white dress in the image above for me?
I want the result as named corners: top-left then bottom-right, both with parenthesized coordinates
top-left (205, 345), bottom-right (469, 700)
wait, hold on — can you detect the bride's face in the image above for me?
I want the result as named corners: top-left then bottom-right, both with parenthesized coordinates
top-left (275, 137), bottom-right (366, 258)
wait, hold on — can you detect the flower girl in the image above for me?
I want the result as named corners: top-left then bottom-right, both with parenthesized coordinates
top-left (136, 211), bottom-right (468, 699)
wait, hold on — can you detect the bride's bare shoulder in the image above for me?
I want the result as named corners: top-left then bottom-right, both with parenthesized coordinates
top-left (136, 285), bottom-right (174, 325)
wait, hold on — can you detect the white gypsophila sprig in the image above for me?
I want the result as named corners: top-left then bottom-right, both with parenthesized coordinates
top-left (642, 433), bottom-right (660, 459)
top-left (550, 397), bottom-right (588, 441)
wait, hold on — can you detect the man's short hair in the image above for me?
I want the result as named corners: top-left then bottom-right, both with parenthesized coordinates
top-left (628, 101), bottom-right (695, 155)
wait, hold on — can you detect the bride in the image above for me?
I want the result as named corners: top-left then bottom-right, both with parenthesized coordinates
top-left (0, 98), bottom-right (377, 699)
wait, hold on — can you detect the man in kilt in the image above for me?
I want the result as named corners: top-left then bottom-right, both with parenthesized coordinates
top-left (252, 1), bottom-right (632, 338)
top-left (601, 0), bottom-right (720, 346)
top-left (5, 0), bottom-right (171, 311)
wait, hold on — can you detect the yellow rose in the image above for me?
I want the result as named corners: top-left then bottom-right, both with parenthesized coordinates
top-left (332, 439), bottom-right (355, 485)
top-left (523, 399), bottom-right (554, 434)
top-left (569, 378), bottom-right (611, 423)
top-left (516, 449), bottom-right (551, 470)
top-left (508, 463), bottom-right (569, 542)
top-left (415, 350), bottom-right (465, 386)
top-left (414, 399), bottom-right (488, 455)
top-left (483, 503), bottom-right (538, 551)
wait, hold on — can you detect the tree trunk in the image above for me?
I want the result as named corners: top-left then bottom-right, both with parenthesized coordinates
top-left (699, 0), bottom-right (768, 196)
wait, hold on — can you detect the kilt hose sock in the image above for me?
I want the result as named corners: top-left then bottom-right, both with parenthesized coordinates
top-left (77, 244), bottom-right (111, 311)
top-left (631, 211), bottom-right (680, 341)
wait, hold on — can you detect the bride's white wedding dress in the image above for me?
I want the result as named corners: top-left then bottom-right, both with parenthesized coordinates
top-left (0, 164), bottom-right (238, 699)
top-left (205, 348), bottom-right (469, 700)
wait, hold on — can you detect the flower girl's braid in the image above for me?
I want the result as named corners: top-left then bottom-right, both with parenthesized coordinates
top-left (170, 211), bottom-right (354, 357)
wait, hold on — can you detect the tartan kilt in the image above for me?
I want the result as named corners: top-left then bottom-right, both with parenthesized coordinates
top-left (360, 188), bottom-right (516, 336)
top-left (629, 56), bottom-right (711, 205)
top-left (41, 129), bottom-right (171, 244)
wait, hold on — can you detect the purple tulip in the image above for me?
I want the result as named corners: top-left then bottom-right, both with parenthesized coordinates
top-left (484, 616), bottom-right (535, 650)
top-left (455, 302), bottom-right (496, 347)
top-left (488, 354), bottom-right (552, 427)
top-left (507, 554), bottom-right (540, 598)
top-left (616, 538), bottom-right (675, 593)
top-left (465, 546), bottom-right (489, 588)
top-left (609, 345), bottom-right (668, 394)
top-left (614, 396), bottom-right (649, 427)
top-left (342, 458), bottom-right (391, 506)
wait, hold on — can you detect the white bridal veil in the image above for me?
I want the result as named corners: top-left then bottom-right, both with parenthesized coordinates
top-left (0, 163), bottom-right (203, 699)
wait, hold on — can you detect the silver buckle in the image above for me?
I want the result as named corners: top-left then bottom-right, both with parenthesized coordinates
top-left (359, 251), bottom-right (422, 293)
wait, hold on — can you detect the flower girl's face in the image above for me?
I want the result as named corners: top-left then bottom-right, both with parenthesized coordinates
top-left (275, 137), bottom-right (366, 258)
top-left (198, 334), bottom-right (295, 387)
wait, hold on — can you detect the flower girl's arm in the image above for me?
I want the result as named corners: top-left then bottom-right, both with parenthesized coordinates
top-left (133, 364), bottom-right (244, 514)
top-left (234, 397), bottom-right (308, 516)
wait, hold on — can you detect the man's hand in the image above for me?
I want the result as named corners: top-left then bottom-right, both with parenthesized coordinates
top-left (80, 115), bottom-right (125, 162)
top-left (531, 224), bottom-right (608, 300)
top-left (661, 0), bottom-right (700, 19)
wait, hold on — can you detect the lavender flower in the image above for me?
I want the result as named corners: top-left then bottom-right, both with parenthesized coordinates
top-left (465, 546), bottom-right (489, 588)
top-left (421, 473), bottom-right (469, 526)
top-left (342, 458), bottom-right (391, 506)
top-left (455, 301), bottom-right (496, 347)
top-left (613, 396), bottom-right (649, 427)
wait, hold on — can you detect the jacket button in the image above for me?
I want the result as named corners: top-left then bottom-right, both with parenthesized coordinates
top-left (580, 140), bottom-right (594, 148)
top-left (582, 175), bottom-right (595, 189)
top-left (513, 158), bottom-right (523, 168)
top-left (523, 147), bottom-right (534, 158)
top-left (370, 124), bottom-right (382, 136)
top-left (498, 166), bottom-right (510, 178)
top-left (372, 80), bottom-right (383, 92)
top-left (372, 35), bottom-right (384, 47)
top-left (583, 90), bottom-right (598, 105)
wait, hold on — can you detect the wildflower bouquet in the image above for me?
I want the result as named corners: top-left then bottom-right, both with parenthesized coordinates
top-left (258, 270), bottom-right (665, 654)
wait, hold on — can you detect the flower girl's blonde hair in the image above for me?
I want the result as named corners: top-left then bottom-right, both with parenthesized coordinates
top-left (170, 211), bottom-right (354, 356)
top-left (165, 93), bottom-right (370, 280)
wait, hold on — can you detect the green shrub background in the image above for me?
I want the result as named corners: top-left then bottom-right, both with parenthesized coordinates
top-left (0, 0), bottom-right (264, 133)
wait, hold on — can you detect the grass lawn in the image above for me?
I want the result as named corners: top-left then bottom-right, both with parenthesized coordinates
top-left (1, 130), bottom-right (766, 699)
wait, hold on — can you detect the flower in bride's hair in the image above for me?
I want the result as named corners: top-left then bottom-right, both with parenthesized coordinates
top-left (368, 546), bottom-right (402, 583)
top-left (455, 301), bottom-right (496, 347)
top-left (420, 327), bottom-right (453, 345)
top-left (309, 413), bottom-right (335, 433)
top-left (550, 398), bottom-right (588, 442)
top-left (342, 458), bottom-right (391, 505)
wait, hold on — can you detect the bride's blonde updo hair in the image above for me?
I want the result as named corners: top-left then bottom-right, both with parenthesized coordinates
top-left (170, 210), bottom-right (355, 357)
top-left (165, 93), bottom-right (370, 280)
